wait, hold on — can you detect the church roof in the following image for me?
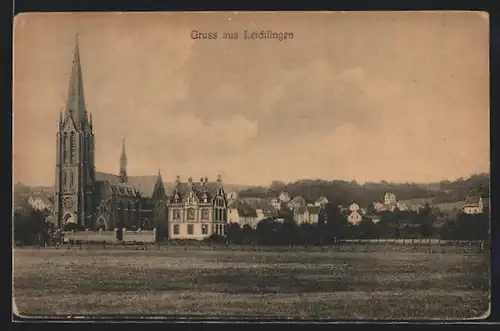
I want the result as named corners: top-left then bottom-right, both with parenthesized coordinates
top-left (95, 171), bottom-right (229, 200)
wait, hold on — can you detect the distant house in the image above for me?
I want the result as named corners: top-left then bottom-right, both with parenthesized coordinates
top-left (287, 196), bottom-right (307, 210)
top-left (270, 197), bottom-right (281, 211)
top-left (463, 196), bottom-right (484, 215)
top-left (396, 202), bottom-right (408, 211)
top-left (279, 191), bottom-right (291, 203)
top-left (27, 193), bottom-right (53, 213)
top-left (241, 197), bottom-right (278, 219)
top-left (293, 206), bottom-right (320, 225)
top-left (226, 191), bottom-right (238, 204)
top-left (227, 200), bottom-right (259, 229)
top-left (397, 197), bottom-right (435, 212)
top-left (348, 202), bottom-right (360, 212)
top-left (347, 210), bottom-right (363, 225)
top-left (314, 196), bottom-right (329, 207)
top-left (384, 192), bottom-right (397, 205)
top-left (373, 202), bottom-right (384, 212)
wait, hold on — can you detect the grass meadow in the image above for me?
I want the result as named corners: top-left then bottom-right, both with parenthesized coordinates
top-left (12, 244), bottom-right (490, 320)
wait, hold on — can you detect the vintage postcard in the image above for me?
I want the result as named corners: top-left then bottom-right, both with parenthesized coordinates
top-left (12, 11), bottom-right (490, 320)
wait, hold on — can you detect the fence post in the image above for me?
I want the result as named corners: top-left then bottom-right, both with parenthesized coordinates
top-left (123, 228), bottom-right (127, 243)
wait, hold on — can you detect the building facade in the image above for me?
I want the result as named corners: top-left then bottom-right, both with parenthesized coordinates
top-left (167, 176), bottom-right (228, 240)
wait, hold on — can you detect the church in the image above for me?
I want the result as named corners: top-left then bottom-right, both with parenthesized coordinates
top-left (51, 36), bottom-right (228, 240)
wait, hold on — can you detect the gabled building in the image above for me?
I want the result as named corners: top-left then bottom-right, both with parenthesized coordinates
top-left (168, 175), bottom-right (227, 239)
top-left (27, 193), bottom-right (53, 213)
top-left (227, 200), bottom-right (259, 229)
top-left (463, 196), bottom-right (485, 215)
top-left (287, 196), bottom-right (307, 211)
top-left (293, 206), bottom-right (321, 225)
top-left (347, 210), bottom-right (363, 225)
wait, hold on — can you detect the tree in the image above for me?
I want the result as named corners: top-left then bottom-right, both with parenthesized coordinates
top-left (226, 223), bottom-right (242, 244)
top-left (241, 224), bottom-right (256, 245)
top-left (13, 210), bottom-right (48, 245)
top-left (256, 219), bottom-right (280, 245)
top-left (299, 223), bottom-right (318, 246)
top-left (279, 219), bottom-right (300, 246)
top-left (357, 218), bottom-right (377, 239)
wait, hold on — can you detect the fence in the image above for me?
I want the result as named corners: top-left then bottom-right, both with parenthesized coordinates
top-left (63, 228), bottom-right (156, 244)
top-left (341, 238), bottom-right (484, 246)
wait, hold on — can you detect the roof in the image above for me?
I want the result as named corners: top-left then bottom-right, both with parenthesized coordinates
top-left (229, 200), bottom-right (258, 217)
top-left (397, 197), bottom-right (435, 207)
top-left (111, 182), bottom-right (141, 197)
top-left (29, 193), bottom-right (53, 206)
top-left (464, 196), bottom-right (482, 207)
top-left (241, 197), bottom-right (276, 211)
top-left (307, 206), bottom-right (321, 214)
top-left (169, 178), bottom-right (225, 204)
top-left (288, 196), bottom-right (306, 206)
top-left (315, 196), bottom-right (329, 204)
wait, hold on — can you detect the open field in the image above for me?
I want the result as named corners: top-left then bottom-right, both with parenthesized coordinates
top-left (13, 245), bottom-right (490, 320)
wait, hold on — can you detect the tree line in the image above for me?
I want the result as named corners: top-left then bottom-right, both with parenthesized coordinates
top-left (238, 173), bottom-right (490, 207)
top-left (213, 202), bottom-right (489, 246)
top-left (13, 202), bottom-right (488, 247)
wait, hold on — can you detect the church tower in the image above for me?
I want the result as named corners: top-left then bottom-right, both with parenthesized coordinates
top-left (53, 35), bottom-right (96, 229)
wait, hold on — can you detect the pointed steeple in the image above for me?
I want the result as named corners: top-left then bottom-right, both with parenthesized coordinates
top-left (65, 34), bottom-right (87, 125)
top-left (119, 138), bottom-right (127, 183)
top-left (153, 169), bottom-right (165, 199)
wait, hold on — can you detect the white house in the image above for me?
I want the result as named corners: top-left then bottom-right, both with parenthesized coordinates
top-left (373, 201), bottom-right (384, 212)
top-left (384, 192), bottom-right (397, 205)
top-left (27, 193), bottom-right (52, 212)
top-left (287, 196), bottom-right (307, 210)
top-left (347, 210), bottom-right (363, 225)
top-left (293, 206), bottom-right (320, 225)
top-left (314, 196), bottom-right (329, 207)
top-left (348, 202), bottom-right (360, 212)
top-left (463, 196), bottom-right (484, 215)
top-left (227, 200), bottom-right (260, 229)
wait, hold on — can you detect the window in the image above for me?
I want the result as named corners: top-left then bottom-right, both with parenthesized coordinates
top-left (187, 224), bottom-right (194, 235)
top-left (201, 209), bottom-right (209, 220)
top-left (173, 210), bottom-right (180, 220)
top-left (173, 224), bottom-right (180, 235)
top-left (202, 224), bottom-right (208, 235)
top-left (63, 133), bottom-right (69, 163)
top-left (187, 208), bottom-right (195, 220)
top-left (70, 132), bottom-right (76, 163)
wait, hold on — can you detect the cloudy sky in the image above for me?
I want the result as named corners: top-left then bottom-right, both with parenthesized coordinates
top-left (13, 12), bottom-right (489, 186)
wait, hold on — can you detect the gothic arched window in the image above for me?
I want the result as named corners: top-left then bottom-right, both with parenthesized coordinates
top-left (63, 132), bottom-right (69, 163)
top-left (70, 132), bottom-right (76, 163)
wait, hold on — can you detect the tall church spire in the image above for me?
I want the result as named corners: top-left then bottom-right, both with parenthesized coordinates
top-left (65, 34), bottom-right (87, 125)
top-left (119, 138), bottom-right (127, 183)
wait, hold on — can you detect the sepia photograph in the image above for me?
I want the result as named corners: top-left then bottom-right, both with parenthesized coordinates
top-left (12, 11), bottom-right (490, 320)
